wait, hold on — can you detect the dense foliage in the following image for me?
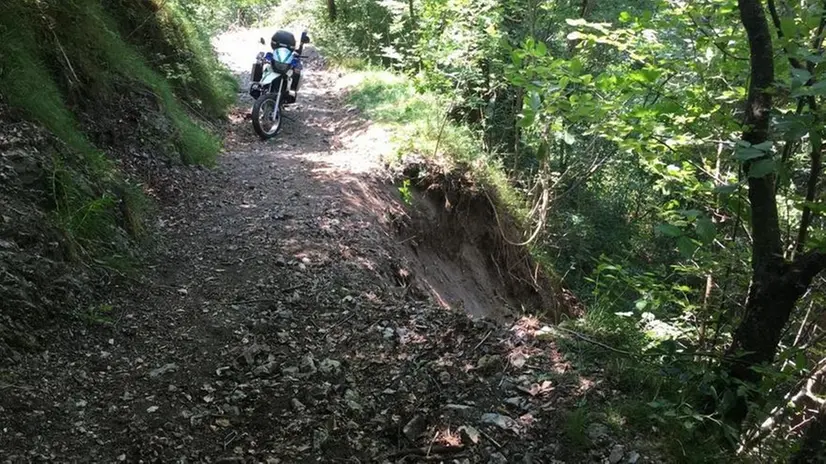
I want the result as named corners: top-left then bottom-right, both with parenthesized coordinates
top-left (307, 0), bottom-right (826, 461)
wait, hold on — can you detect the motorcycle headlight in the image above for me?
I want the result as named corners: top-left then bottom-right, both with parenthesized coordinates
top-left (272, 61), bottom-right (291, 73)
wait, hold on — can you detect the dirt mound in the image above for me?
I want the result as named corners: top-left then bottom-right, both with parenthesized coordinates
top-left (387, 159), bottom-right (575, 322)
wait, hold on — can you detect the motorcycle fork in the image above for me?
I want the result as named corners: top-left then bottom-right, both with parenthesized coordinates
top-left (271, 79), bottom-right (284, 120)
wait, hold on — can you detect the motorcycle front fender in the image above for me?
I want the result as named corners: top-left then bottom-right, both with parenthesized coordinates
top-left (261, 68), bottom-right (280, 87)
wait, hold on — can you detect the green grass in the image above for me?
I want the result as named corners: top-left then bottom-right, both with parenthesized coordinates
top-left (563, 406), bottom-right (591, 451)
top-left (344, 70), bottom-right (532, 220)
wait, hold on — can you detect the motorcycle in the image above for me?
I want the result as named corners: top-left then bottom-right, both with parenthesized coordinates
top-left (249, 30), bottom-right (310, 140)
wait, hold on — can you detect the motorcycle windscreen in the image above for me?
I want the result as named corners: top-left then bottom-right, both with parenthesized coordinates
top-left (273, 47), bottom-right (293, 63)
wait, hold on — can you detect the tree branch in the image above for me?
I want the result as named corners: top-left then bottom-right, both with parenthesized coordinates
top-left (689, 14), bottom-right (749, 61)
top-left (789, 251), bottom-right (826, 290)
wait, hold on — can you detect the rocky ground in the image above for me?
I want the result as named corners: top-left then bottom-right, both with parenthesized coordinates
top-left (0, 30), bottom-right (649, 464)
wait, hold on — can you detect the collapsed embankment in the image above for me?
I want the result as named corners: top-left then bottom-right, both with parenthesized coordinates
top-left (385, 158), bottom-right (578, 322)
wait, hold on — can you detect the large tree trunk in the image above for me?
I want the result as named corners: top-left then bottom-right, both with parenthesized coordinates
top-left (723, 0), bottom-right (826, 427)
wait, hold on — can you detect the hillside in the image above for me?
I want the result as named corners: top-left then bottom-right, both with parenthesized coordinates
top-left (0, 0), bottom-right (232, 360)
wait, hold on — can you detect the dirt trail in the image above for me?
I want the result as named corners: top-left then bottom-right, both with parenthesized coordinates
top-left (0, 32), bottom-right (589, 464)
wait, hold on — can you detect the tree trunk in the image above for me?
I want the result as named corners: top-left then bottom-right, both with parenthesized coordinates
top-left (791, 404), bottom-right (826, 464)
top-left (327, 0), bottom-right (337, 22)
top-left (722, 0), bottom-right (826, 427)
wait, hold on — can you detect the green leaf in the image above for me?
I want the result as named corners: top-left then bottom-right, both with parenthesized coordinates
top-left (791, 68), bottom-right (812, 83)
top-left (656, 223), bottom-right (682, 237)
top-left (811, 80), bottom-right (826, 95)
top-left (795, 351), bottom-right (807, 369)
top-left (695, 217), bottom-right (716, 244)
top-left (678, 209), bottom-right (701, 220)
top-left (734, 142), bottom-right (771, 160)
top-left (780, 17), bottom-right (798, 40)
top-left (677, 236), bottom-right (698, 258)
top-left (519, 109), bottom-right (535, 127)
top-left (713, 183), bottom-right (739, 194)
top-left (776, 114), bottom-right (812, 141)
top-left (567, 31), bottom-right (584, 41)
top-left (748, 159), bottom-right (777, 178)
top-left (530, 92), bottom-right (541, 111)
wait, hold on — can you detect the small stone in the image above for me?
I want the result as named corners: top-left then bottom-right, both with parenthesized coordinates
top-left (215, 418), bottom-right (231, 428)
top-left (488, 452), bottom-right (508, 464)
top-left (587, 423), bottom-right (609, 442)
top-left (253, 362), bottom-right (276, 376)
top-left (439, 371), bottom-right (451, 384)
top-left (300, 353), bottom-right (317, 373)
top-left (147, 406), bottom-right (159, 413)
top-left (481, 412), bottom-right (518, 432)
top-left (627, 451), bottom-right (640, 464)
top-left (318, 358), bottom-right (341, 375)
top-left (177, 288), bottom-right (188, 296)
top-left (458, 425), bottom-right (480, 444)
top-left (382, 327), bottom-right (395, 339)
top-left (281, 366), bottom-right (299, 376)
top-left (403, 414), bottom-right (426, 442)
top-left (149, 363), bottom-right (178, 379)
top-left (608, 445), bottom-right (624, 464)
top-left (225, 406), bottom-right (241, 416)
top-left (312, 427), bottom-right (329, 451)
top-left (476, 355), bottom-right (503, 373)
top-left (117, 454), bottom-right (126, 461)
top-left (509, 352), bottom-right (527, 369)
top-left (291, 398), bottom-right (306, 411)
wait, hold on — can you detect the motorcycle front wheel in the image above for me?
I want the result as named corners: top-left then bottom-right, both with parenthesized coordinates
top-left (251, 91), bottom-right (283, 140)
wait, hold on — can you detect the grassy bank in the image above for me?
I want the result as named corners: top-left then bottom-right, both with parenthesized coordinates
top-left (342, 70), bottom-right (528, 219)
top-left (0, 0), bottom-right (233, 259)
top-left (0, 0), bottom-right (236, 352)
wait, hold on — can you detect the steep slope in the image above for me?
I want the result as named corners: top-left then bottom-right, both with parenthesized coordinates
top-left (0, 0), bottom-right (232, 360)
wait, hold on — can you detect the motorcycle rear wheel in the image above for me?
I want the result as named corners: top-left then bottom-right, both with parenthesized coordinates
top-left (252, 91), bottom-right (283, 140)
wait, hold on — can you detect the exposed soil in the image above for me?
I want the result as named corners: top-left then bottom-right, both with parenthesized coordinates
top-left (0, 30), bottom-right (646, 464)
